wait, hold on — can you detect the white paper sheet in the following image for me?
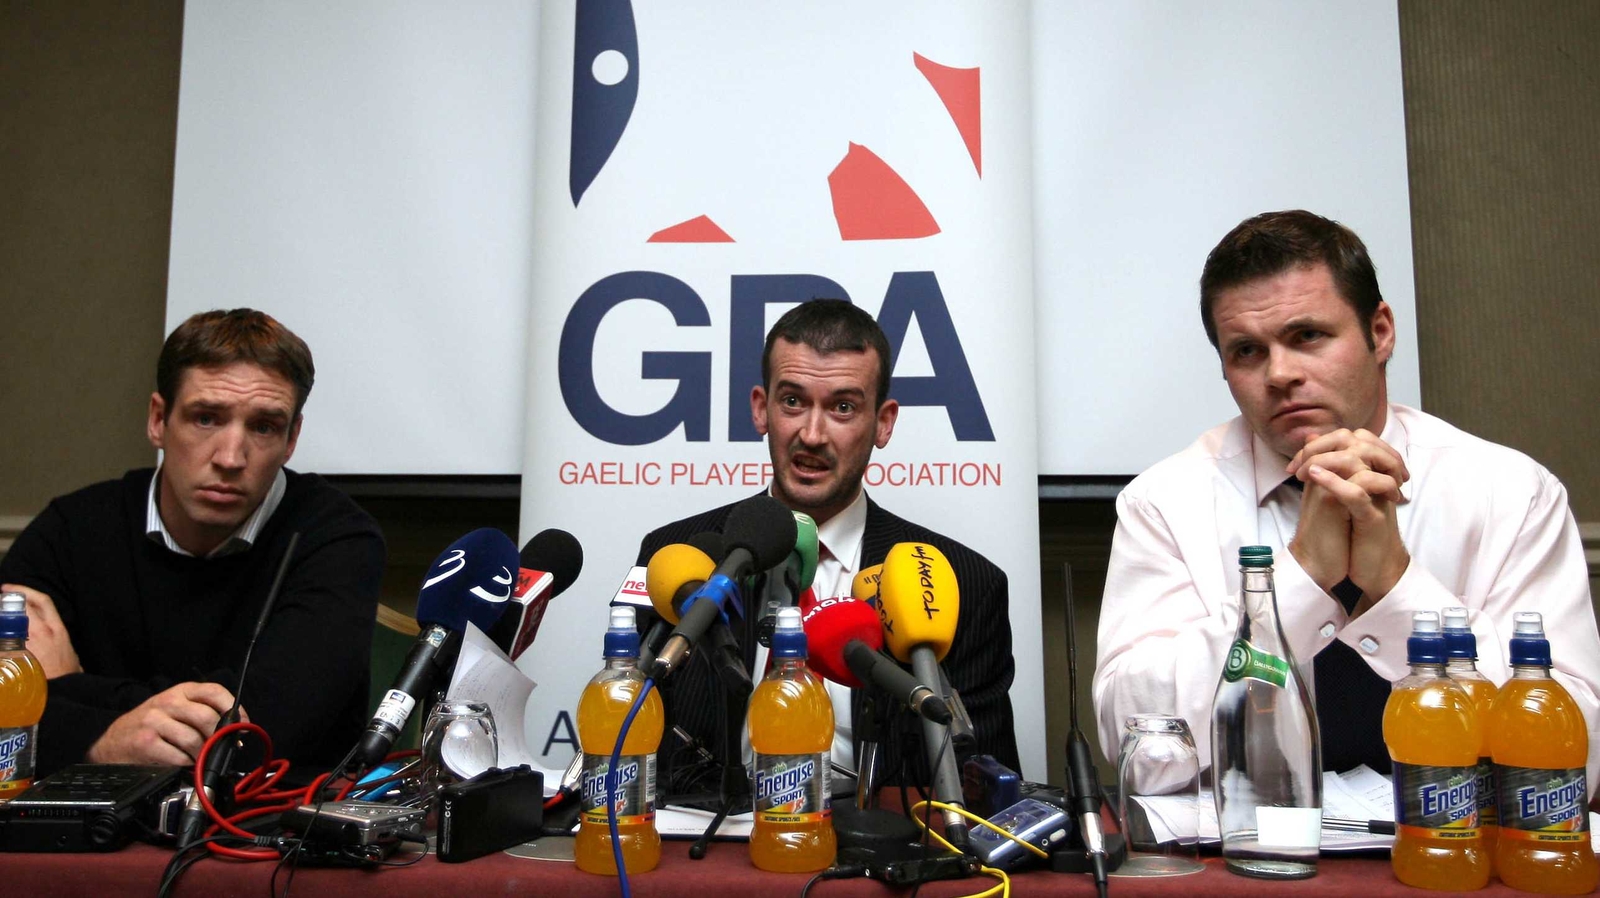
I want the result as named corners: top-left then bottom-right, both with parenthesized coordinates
top-left (446, 624), bottom-right (565, 796)
top-left (1132, 765), bottom-right (1397, 853)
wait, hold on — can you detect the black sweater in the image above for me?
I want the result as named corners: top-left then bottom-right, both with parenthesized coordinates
top-left (0, 468), bottom-right (384, 775)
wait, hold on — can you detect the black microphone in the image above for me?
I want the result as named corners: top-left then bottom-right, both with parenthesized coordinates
top-left (843, 642), bottom-right (952, 725)
top-left (354, 528), bottom-right (519, 770)
top-left (1063, 565), bottom-right (1111, 897)
top-left (176, 531), bottom-right (300, 851)
top-left (651, 496), bottom-right (796, 679)
top-left (486, 528), bottom-right (584, 660)
top-left (756, 511), bottom-right (817, 648)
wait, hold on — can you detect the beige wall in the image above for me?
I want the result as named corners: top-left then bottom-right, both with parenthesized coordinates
top-left (1, 1), bottom-right (1595, 786)
top-left (0, 2), bottom-right (182, 516)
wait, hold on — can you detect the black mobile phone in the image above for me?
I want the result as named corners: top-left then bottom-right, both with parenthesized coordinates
top-left (437, 765), bottom-right (546, 863)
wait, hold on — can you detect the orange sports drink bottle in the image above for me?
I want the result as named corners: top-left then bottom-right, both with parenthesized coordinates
top-left (575, 606), bottom-right (663, 875)
top-left (1442, 606), bottom-right (1499, 869)
top-left (0, 592), bottom-right (46, 803)
top-left (1489, 612), bottom-right (1597, 894)
top-left (1383, 611), bottom-right (1490, 890)
top-left (748, 606), bottom-right (836, 872)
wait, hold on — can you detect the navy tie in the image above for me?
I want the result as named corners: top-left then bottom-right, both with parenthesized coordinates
top-left (1285, 478), bottom-right (1394, 773)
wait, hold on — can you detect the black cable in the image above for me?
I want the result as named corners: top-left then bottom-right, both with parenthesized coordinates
top-left (798, 864), bottom-right (868, 898)
top-left (158, 834), bottom-right (260, 898)
top-left (276, 729), bottom-right (362, 897)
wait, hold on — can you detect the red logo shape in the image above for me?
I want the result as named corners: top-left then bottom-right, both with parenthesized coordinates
top-left (648, 214), bottom-right (736, 243)
top-left (913, 52), bottom-right (981, 176)
top-left (827, 143), bottom-right (941, 241)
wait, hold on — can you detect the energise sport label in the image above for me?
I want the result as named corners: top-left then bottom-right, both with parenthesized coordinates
top-left (0, 726), bottom-right (34, 791)
top-left (1392, 762), bottom-right (1480, 839)
top-left (752, 752), bottom-right (831, 824)
top-left (1497, 766), bottom-right (1589, 843)
top-left (580, 752), bottom-right (657, 825)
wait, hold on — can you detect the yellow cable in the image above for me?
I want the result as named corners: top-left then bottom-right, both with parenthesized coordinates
top-left (907, 801), bottom-right (1043, 898)
top-left (909, 800), bottom-right (1051, 859)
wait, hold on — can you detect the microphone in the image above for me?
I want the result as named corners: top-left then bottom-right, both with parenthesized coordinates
top-left (801, 596), bottom-right (950, 724)
top-left (639, 537), bottom-right (718, 674)
top-left (641, 535), bottom-right (749, 691)
top-left (487, 528), bottom-right (583, 661)
top-left (1062, 564), bottom-right (1111, 895)
top-left (176, 531), bottom-right (300, 851)
top-left (757, 511), bottom-right (818, 647)
top-left (651, 496), bottom-right (796, 678)
top-left (355, 528), bottom-right (519, 769)
top-left (879, 541), bottom-right (969, 850)
top-left (851, 564), bottom-right (883, 607)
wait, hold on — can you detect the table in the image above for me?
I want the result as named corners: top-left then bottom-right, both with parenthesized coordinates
top-left (2, 840), bottom-right (1567, 898)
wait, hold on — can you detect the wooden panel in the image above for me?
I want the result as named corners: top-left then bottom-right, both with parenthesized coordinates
top-left (1399, 0), bottom-right (1600, 518)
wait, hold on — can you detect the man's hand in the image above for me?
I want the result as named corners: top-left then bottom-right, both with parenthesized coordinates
top-left (1287, 428), bottom-right (1409, 503)
top-left (85, 682), bottom-right (243, 767)
top-left (2, 583), bottom-right (81, 678)
top-left (1303, 463), bottom-right (1410, 602)
top-left (1287, 479), bottom-right (1352, 593)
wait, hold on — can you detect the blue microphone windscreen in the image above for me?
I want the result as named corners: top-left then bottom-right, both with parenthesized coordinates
top-left (416, 528), bottom-right (520, 633)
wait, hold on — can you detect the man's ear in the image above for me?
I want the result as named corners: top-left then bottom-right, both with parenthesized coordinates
top-left (874, 399), bottom-right (899, 450)
top-left (284, 415), bottom-right (303, 462)
top-left (147, 392), bottom-right (167, 450)
top-left (750, 385), bottom-right (770, 437)
top-left (1370, 301), bottom-right (1396, 365)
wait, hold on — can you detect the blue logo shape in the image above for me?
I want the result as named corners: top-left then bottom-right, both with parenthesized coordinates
top-left (570, 0), bottom-right (639, 206)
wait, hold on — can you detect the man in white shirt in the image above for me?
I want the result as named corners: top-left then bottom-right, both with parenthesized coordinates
top-left (1092, 210), bottom-right (1600, 792)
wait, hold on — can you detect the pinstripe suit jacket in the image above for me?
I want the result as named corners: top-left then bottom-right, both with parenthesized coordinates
top-left (635, 494), bottom-right (1020, 796)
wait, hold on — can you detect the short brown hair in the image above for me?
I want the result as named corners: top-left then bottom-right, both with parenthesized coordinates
top-left (761, 299), bottom-right (893, 407)
top-left (1199, 210), bottom-right (1383, 350)
top-left (157, 309), bottom-right (315, 418)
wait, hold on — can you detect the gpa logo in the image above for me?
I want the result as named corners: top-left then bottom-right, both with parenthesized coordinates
top-left (561, 0), bottom-right (994, 448)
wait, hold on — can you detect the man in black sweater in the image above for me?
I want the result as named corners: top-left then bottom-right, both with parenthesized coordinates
top-left (1, 309), bottom-right (384, 776)
top-left (636, 300), bottom-right (1018, 799)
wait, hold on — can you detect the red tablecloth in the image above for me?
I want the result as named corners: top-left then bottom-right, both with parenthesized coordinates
top-left (0, 840), bottom-right (1571, 898)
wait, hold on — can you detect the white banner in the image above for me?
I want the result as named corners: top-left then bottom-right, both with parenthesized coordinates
top-left (167, 2), bottom-right (1412, 480)
top-left (516, 0), bottom-right (1047, 778)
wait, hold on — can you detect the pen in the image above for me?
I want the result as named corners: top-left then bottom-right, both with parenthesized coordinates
top-left (1323, 817), bottom-right (1397, 835)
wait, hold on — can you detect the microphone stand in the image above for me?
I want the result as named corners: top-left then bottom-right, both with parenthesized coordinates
top-left (910, 651), bottom-right (970, 853)
top-left (686, 580), bottom-right (756, 859)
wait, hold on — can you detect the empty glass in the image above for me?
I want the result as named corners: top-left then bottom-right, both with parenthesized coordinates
top-left (1116, 714), bottom-right (1204, 876)
top-left (420, 700), bottom-right (499, 796)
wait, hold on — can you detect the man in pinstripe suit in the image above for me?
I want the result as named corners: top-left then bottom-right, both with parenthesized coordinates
top-left (636, 300), bottom-right (1020, 799)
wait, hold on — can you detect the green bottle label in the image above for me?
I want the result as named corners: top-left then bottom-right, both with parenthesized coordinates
top-left (1222, 639), bottom-right (1289, 687)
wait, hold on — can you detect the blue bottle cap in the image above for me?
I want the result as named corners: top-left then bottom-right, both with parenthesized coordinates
top-left (0, 592), bottom-right (26, 640)
top-left (604, 605), bottom-right (640, 658)
top-left (1507, 611), bottom-right (1551, 667)
top-left (1406, 611), bottom-right (1446, 664)
top-left (1440, 606), bottom-right (1477, 660)
top-left (770, 607), bottom-right (807, 659)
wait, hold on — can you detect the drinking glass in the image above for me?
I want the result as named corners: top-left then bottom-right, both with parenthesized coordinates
top-left (419, 700), bottom-right (499, 795)
top-left (1116, 714), bottom-right (1204, 876)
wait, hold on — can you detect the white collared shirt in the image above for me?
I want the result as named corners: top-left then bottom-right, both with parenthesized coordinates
top-left (146, 467), bottom-right (286, 559)
top-left (1093, 404), bottom-right (1600, 790)
top-left (747, 488), bottom-right (868, 784)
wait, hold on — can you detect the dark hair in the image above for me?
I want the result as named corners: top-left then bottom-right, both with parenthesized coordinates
top-left (761, 299), bottom-right (893, 407)
top-left (156, 309), bottom-right (315, 418)
top-left (1199, 210), bottom-right (1383, 349)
